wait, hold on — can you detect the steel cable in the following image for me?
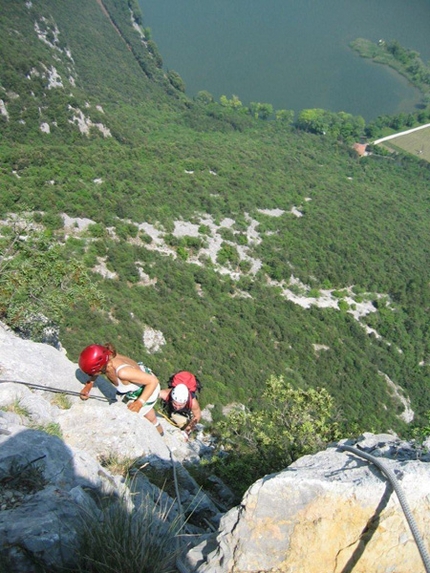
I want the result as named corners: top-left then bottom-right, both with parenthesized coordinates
top-left (0, 379), bottom-right (110, 402)
top-left (339, 444), bottom-right (430, 573)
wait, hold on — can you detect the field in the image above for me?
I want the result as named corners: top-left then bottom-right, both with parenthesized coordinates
top-left (380, 126), bottom-right (430, 162)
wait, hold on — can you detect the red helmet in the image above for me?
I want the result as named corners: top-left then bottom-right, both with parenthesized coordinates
top-left (79, 345), bottom-right (112, 375)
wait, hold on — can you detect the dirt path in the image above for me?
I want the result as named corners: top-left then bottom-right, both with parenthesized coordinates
top-left (95, 0), bottom-right (131, 50)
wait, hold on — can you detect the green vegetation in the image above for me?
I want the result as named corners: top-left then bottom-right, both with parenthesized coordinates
top-left (297, 108), bottom-right (365, 138)
top-left (350, 38), bottom-right (430, 138)
top-left (207, 375), bottom-right (341, 495)
top-left (50, 393), bottom-right (72, 410)
top-left (1, 0), bottom-right (430, 453)
top-left (0, 216), bottom-right (104, 341)
top-left (30, 422), bottom-right (63, 438)
top-left (409, 411), bottom-right (430, 446)
top-left (350, 38), bottom-right (430, 95)
top-left (0, 399), bottom-right (31, 420)
top-left (99, 453), bottom-right (137, 478)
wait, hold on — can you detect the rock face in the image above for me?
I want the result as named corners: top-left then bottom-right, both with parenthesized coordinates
top-left (185, 433), bottom-right (430, 573)
top-left (0, 425), bottom-right (111, 571)
top-left (0, 321), bottom-right (206, 463)
top-left (1, 321), bottom-right (430, 573)
top-left (0, 322), bottom-right (222, 571)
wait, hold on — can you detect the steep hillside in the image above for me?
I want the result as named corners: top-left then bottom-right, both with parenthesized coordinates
top-left (1, 0), bottom-right (430, 437)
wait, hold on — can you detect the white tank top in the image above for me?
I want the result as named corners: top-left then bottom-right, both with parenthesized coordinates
top-left (114, 363), bottom-right (143, 394)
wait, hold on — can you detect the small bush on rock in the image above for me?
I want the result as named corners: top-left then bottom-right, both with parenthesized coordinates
top-left (212, 375), bottom-right (341, 495)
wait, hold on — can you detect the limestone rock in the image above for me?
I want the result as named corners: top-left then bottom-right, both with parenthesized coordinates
top-left (185, 434), bottom-right (430, 573)
top-left (57, 401), bottom-right (171, 460)
top-left (0, 322), bottom-right (78, 394)
top-left (0, 322), bottom-right (220, 571)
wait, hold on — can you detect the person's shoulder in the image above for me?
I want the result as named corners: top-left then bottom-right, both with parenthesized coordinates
top-left (115, 362), bottom-right (132, 375)
top-left (116, 353), bottom-right (130, 362)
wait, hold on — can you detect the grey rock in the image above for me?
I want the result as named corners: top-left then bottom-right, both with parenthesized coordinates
top-left (0, 485), bottom-right (84, 570)
top-left (0, 322), bottom-right (218, 570)
top-left (185, 435), bottom-right (430, 573)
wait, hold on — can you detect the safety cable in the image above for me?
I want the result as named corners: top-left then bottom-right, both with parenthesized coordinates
top-left (339, 444), bottom-right (430, 573)
top-left (170, 447), bottom-right (185, 528)
top-left (0, 379), bottom-right (110, 402)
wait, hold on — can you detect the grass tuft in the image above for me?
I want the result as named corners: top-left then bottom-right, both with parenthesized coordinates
top-left (0, 398), bottom-right (31, 420)
top-left (98, 453), bottom-right (136, 478)
top-left (51, 393), bottom-right (72, 410)
top-left (76, 492), bottom-right (184, 573)
top-left (30, 422), bottom-right (63, 438)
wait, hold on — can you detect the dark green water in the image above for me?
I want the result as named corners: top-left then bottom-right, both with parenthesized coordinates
top-left (139, 0), bottom-right (430, 121)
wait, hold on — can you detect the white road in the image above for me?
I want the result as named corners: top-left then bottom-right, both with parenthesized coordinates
top-left (373, 122), bottom-right (430, 144)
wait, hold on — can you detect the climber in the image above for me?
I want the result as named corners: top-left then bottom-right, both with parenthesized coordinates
top-left (159, 381), bottom-right (202, 439)
top-left (78, 343), bottom-right (164, 436)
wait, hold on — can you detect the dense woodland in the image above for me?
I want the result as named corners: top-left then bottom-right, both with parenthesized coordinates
top-left (1, 0), bottom-right (430, 475)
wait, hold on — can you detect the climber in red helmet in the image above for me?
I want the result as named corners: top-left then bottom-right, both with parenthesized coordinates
top-left (78, 342), bottom-right (164, 436)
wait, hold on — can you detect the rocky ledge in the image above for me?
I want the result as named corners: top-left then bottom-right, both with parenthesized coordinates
top-left (186, 432), bottom-right (430, 573)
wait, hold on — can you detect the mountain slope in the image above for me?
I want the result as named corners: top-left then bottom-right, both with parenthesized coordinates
top-left (1, 0), bottom-right (430, 435)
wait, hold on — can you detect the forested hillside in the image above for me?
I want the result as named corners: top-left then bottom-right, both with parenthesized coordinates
top-left (1, 0), bottom-right (430, 439)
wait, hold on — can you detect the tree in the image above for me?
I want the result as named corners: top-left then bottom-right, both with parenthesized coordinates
top-left (249, 102), bottom-right (274, 120)
top-left (337, 111), bottom-right (365, 141)
top-left (258, 103), bottom-right (274, 119)
top-left (167, 70), bottom-right (185, 93)
top-left (276, 109), bottom-right (295, 123)
top-left (296, 108), bottom-right (330, 134)
top-left (220, 94), bottom-right (242, 109)
top-left (195, 91), bottom-right (214, 105)
top-left (213, 375), bottom-right (341, 493)
top-left (423, 92), bottom-right (430, 106)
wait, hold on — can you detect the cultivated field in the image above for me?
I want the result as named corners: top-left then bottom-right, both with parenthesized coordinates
top-left (380, 126), bottom-right (430, 162)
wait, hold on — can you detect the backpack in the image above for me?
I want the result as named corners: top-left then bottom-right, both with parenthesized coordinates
top-left (168, 371), bottom-right (202, 395)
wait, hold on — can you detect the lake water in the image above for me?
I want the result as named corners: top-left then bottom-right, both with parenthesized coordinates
top-left (138, 0), bottom-right (430, 121)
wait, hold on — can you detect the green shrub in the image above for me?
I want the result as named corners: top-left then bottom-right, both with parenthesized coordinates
top-left (212, 375), bottom-right (341, 495)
